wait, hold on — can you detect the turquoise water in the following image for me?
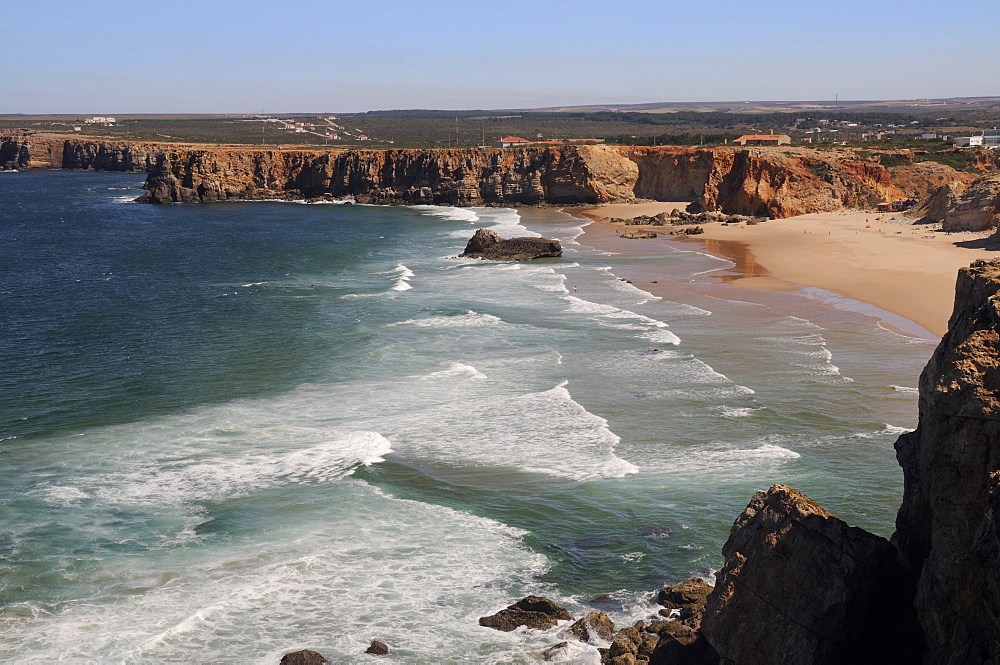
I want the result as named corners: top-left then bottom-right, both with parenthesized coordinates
top-left (0, 171), bottom-right (934, 663)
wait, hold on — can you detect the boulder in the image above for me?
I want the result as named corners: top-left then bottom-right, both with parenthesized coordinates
top-left (700, 484), bottom-right (922, 665)
top-left (656, 578), bottom-right (712, 628)
top-left (479, 595), bottom-right (573, 632)
top-left (364, 640), bottom-right (389, 655)
top-left (279, 650), bottom-right (328, 665)
top-left (568, 611), bottom-right (616, 643)
top-left (542, 641), bottom-right (571, 661)
top-left (460, 228), bottom-right (562, 261)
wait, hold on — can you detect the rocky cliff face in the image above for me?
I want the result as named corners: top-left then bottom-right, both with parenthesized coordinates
top-left (0, 134), bottom-right (168, 172)
top-left (0, 134), bottom-right (956, 218)
top-left (892, 259), bottom-right (1000, 665)
top-left (134, 144), bottom-right (909, 217)
top-left (701, 259), bottom-right (1000, 665)
top-left (701, 485), bottom-right (922, 665)
top-left (912, 173), bottom-right (1000, 231)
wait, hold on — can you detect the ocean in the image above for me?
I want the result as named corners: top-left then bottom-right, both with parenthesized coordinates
top-left (0, 171), bottom-right (934, 663)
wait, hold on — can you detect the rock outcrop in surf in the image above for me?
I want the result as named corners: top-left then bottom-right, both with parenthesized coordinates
top-left (460, 228), bottom-right (562, 261)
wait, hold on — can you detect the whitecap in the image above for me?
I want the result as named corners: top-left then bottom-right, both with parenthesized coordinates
top-left (416, 362), bottom-right (488, 381)
top-left (388, 310), bottom-right (504, 328)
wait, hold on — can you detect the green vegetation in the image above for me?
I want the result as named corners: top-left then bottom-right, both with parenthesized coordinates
top-left (3, 106), bottom-right (1000, 151)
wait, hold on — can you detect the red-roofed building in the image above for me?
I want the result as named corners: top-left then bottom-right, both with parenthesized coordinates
top-left (733, 133), bottom-right (792, 146)
top-left (497, 136), bottom-right (530, 147)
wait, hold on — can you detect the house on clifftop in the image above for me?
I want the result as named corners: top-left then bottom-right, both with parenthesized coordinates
top-left (733, 132), bottom-right (791, 146)
top-left (497, 136), bottom-right (530, 147)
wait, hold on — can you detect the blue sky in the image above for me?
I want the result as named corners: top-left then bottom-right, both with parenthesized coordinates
top-left (5, 0), bottom-right (998, 113)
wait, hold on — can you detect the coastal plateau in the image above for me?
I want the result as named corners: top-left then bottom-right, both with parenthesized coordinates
top-left (1, 133), bottom-right (974, 218)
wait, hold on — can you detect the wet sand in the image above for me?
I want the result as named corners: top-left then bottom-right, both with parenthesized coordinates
top-left (572, 203), bottom-right (998, 336)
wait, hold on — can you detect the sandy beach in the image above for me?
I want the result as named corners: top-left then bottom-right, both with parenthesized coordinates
top-left (574, 202), bottom-right (998, 337)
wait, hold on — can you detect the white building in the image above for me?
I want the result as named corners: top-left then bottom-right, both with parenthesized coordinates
top-left (955, 130), bottom-right (1000, 148)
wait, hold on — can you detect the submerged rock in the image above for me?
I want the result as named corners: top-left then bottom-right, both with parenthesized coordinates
top-left (479, 595), bottom-right (573, 632)
top-left (460, 228), bottom-right (562, 261)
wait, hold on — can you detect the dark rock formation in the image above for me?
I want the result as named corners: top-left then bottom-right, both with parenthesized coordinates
top-left (479, 595), bottom-right (574, 632)
top-left (0, 136), bottom-right (30, 170)
top-left (701, 485), bottom-right (922, 665)
top-left (279, 650), bottom-right (328, 665)
top-left (460, 228), bottom-right (562, 261)
top-left (892, 258), bottom-right (1000, 664)
top-left (543, 641), bottom-right (572, 661)
top-left (364, 640), bottom-right (389, 655)
top-left (657, 578), bottom-right (712, 628)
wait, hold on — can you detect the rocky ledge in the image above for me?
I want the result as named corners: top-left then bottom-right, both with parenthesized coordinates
top-left (460, 228), bottom-right (562, 261)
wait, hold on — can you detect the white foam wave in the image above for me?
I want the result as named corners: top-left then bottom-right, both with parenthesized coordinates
top-left (412, 205), bottom-right (481, 222)
top-left (388, 310), bottom-right (504, 328)
top-left (889, 385), bottom-right (918, 394)
top-left (719, 406), bottom-right (760, 418)
top-left (562, 296), bottom-right (674, 336)
top-left (659, 443), bottom-right (800, 475)
top-left (61, 431), bottom-right (392, 507)
top-left (10, 481), bottom-right (558, 663)
top-left (641, 329), bottom-right (682, 346)
top-left (389, 264), bottom-right (414, 291)
top-left (855, 424), bottom-right (915, 439)
top-left (418, 362), bottom-right (488, 381)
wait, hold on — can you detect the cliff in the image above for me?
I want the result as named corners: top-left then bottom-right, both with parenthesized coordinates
top-left (0, 133), bottom-right (176, 172)
top-left (134, 144), bottom-right (909, 217)
top-left (2, 134), bottom-right (939, 217)
top-left (701, 259), bottom-right (1000, 665)
top-left (892, 258), bottom-right (1000, 664)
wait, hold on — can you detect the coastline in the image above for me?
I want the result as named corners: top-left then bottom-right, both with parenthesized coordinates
top-left (571, 202), bottom-right (998, 337)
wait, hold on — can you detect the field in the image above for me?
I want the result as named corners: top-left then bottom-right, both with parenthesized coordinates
top-left (3, 97), bottom-right (1000, 154)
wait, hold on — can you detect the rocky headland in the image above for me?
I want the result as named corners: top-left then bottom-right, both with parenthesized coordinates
top-left (4, 133), bottom-right (970, 218)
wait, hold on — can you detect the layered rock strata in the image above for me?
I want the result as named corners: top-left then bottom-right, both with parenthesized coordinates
top-left (134, 145), bottom-right (906, 216)
top-left (1, 135), bottom-right (942, 217)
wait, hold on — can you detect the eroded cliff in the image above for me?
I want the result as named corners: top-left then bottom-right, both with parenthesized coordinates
top-left (0, 134), bottom-right (166, 171)
top-left (134, 144), bottom-right (910, 217)
top-left (892, 258), bottom-right (1000, 664)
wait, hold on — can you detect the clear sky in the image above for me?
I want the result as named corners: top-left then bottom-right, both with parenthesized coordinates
top-left (5, 0), bottom-right (998, 113)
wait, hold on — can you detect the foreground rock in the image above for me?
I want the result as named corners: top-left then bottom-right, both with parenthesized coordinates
top-left (892, 258), bottom-right (1000, 664)
top-left (701, 485), bottom-right (921, 665)
top-left (460, 228), bottom-right (562, 261)
top-left (479, 596), bottom-right (573, 632)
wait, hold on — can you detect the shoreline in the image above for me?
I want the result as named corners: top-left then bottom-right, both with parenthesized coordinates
top-left (570, 202), bottom-right (998, 337)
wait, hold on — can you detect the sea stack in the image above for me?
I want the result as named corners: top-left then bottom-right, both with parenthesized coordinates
top-left (460, 228), bottom-right (562, 261)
